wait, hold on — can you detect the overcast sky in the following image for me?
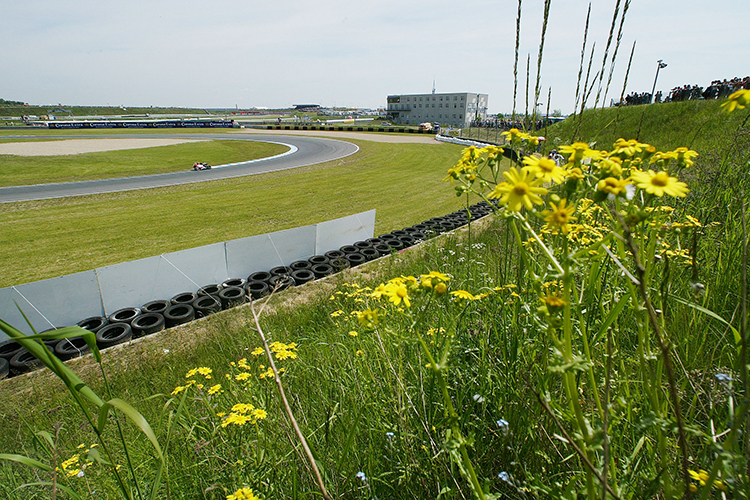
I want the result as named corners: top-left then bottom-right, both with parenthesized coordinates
top-left (3, 0), bottom-right (748, 114)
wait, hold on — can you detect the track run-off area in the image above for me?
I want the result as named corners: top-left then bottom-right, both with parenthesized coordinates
top-left (0, 133), bottom-right (360, 203)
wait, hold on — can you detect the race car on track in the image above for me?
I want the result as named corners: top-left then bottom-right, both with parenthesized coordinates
top-left (192, 162), bottom-right (211, 171)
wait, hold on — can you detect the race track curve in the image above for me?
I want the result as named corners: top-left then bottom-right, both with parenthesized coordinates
top-left (0, 133), bottom-right (359, 203)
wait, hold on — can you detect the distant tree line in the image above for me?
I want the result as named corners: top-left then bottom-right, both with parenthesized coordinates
top-left (0, 99), bottom-right (26, 106)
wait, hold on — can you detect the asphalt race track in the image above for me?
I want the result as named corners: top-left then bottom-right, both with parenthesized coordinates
top-left (0, 133), bottom-right (359, 203)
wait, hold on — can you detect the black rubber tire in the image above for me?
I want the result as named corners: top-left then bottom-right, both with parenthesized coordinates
top-left (248, 271), bottom-right (272, 283)
top-left (398, 235), bottom-right (415, 248)
top-left (269, 275), bottom-right (295, 291)
top-left (373, 243), bottom-right (393, 256)
top-left (386, 239), bottom-right (405, 251)
top-left (218, 286), bottom-right (246, 309)
top-left (391, 230), bottom-right (409, 237)
top-left (192, 295), bottom-right (222, 318)
top-left (197, 284), bottom-right (222, 297)
top-left (270, 265), bottom-right (293, 277)
top-left (353, 240), bottom-right (372, 250)
top-left (339, 245), bottom-right (359, 254)
top-left (55, 337), bottom-right (91, 361)
top-left (163, 304), bottom-right (196, 328)
top-left (171, 292), bottom-right (197, 305)
top-left (142, 300), bottom-right (170, 314)
top-left (330, 257), bottom-right (351, 272)
top-left (378, 233), bottom-right (397, 241)
top-left (96, 323), bottom-right (134, 347)
top-left (0, 357), bottom-right (8, 380)
top-left (290, 260), bottom-right (312, 271)
top-left (307, 255), bottom-right (329, 266)
top-left (9, 350), bottom-right (43, 375)
top-left (246, 280), bottom-right (270, 300)
top-left (345, 252), bottom-right (367, 267)
top-left (360, 247), bottom-right (380, 261)
top-left (131, 313), bottom-right (165, 338)
top-left (324, 250), bottom-right (345, 261)
top-left (365, 237), bottom-right (385, 246)
top-left (222, 278), bottom-right (247, 289)
top-left (0, 339), bottom-right (25, 361)
top-left (311, 263), bottom-right (334, 278)
top-left (77, 316), bottom-right (108, 333)
top-left (291, 269), bottom-right (315, 285)
top-left (108, 307), bottom-right (141, 325)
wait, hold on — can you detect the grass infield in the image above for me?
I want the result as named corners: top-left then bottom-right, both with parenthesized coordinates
top-left (0, 137), bottom-right (467, 288)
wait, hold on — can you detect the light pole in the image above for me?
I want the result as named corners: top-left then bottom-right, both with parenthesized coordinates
top-left (650, 59), bottom-right (667, 103)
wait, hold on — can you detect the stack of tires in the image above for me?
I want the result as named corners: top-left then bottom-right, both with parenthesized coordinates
top-left (1, 200), bottom-right (499, 380)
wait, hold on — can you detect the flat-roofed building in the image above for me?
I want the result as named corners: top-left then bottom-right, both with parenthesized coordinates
top-left (386, 92), bottom-right (488, 128)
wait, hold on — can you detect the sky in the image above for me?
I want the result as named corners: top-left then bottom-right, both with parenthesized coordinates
top-left (3, 0), bottom-right (749, 115)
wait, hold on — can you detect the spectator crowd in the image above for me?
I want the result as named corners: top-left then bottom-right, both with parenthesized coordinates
top-left (616, 76), bottom-right (750, 106)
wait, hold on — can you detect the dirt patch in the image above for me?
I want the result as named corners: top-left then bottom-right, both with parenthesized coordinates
top-left (235, 128), bottom-right (440, 144)
top-left (0, 138), bottom-right (209, 157)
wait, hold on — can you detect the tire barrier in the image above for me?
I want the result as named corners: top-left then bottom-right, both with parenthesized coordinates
top-left (290, 260), bottom-right (312, 271)
top-left (163, 304), bottom-right (196, 328)
top-left (291, 269), bottom-right (315, 286)
top-left (109, 307), bottom-right (141, 325)
top-left (221, 278), bottom-right (247, 290)
top-left (77, 316), bottom-right (108, 333)
top-left (0, 339), bottom-right (25, 361)
top-left (131, 313), bottom-right (166, 338)
top-left (248, 271), bottom-right (272, 284)
top-left (197, 284), bottom-right (222, 297)
top-left (218, 286), bottom-right (246, 310)
top-left (311, 263), bottom-right (334, 279)
top-left (269, 275), bottom-right (295, 292)
top-left (171, 292), bottom-right (198, 305)
top-left (55, 337), bottom-right (91, 361)
top-left (192, 295), bottom-right (222, 318)
top-left (2, 200), bottom-right (500, 380)
top-left (10, 349), bottom-right (45, 375)
top-left (96, 323), bottom-right (134, 347)
top-left (270, 266), bottom-right (293, 277)
top-left (308, 255), bottom-right (329, 266)
top-left (247, 280), bottom-right (270, 300)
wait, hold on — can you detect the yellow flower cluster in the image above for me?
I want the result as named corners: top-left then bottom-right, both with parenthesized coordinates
top-left (172, 366), bottom-right (215, 395)
top-left (227, 487), bottom-right (262, 500)
top-left (451, 137), bottom-right (697, 216)
top-left (269, 341), bottom-right (298, 360)
top-left (220, 403), bottom-right (268, 428)
top-left (58, 444), bottom-right (97, 478)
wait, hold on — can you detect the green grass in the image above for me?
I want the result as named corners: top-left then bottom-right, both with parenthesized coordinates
top-left (0, 140), bottom-right (289, 186)
top-left (0, 139), bottom-right (465, 287)
top-left (1, 99), bottom-right (748, 499)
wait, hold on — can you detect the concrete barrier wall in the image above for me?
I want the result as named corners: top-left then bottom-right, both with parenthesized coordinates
top-left (0, 210), bottom-right (375, 337)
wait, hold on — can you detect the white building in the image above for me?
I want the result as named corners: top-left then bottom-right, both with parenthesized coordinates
top-left (386, 92), bottom-right (488, 128)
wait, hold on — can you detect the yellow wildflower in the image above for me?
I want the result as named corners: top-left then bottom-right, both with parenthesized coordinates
top-left (434, 282), bottom-right (448, 294)
top-left (348, 331), bottom-right (358, 337)
top-left (721, 89), bottom-right (750, 113)
top-left (559, 142), bottom-right (594, 164)
top-left (451, 290), bottom-right (476, 300)
top-left (523, 155), bottom-right (565, 184)
top-left (383, 282), bottom-right (410, 308)
top-left (251, 347), bottom-right (264, 356)
top-left (208, 384), bottom-right (222, 395)
top-left (597, 177), bottom-right (630, 196)
top-left (357, 308), bottom-right (379, 329)
top-left (542, 199), bottom-right (577, 235)
top-left (235, 372), bottom-right (252, 381)
top-left (488, 167), bottom-right (547, 213)
top-left (227, 487), bottom-right (261, 500)
top-left (630, 169), bottom-right (689, 197)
